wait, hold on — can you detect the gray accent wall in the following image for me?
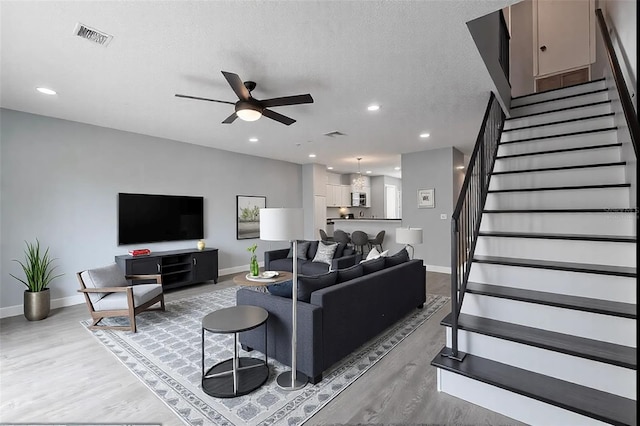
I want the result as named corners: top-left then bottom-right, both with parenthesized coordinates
top-left (0, 109), bottom-right (301, 311)
top-left (509, 0), bottom-right (534, 97)
top-left (401, 147), bottom-right (464, 269)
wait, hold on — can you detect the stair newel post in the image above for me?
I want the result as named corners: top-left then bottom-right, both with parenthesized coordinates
top-left (445, 217), bottom-right (466, 361)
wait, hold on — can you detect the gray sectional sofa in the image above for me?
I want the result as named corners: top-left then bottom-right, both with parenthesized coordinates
top-left (264, 240), bottom-right (361, 275)
top-left (236, 252), bottom-right (426, 383)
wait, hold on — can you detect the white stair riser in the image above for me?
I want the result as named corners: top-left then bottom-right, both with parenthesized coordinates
top-left (485, 187), bottom-right (630, 210)
top-left (494, 146), bottom-right (621, 171)
top-left (475, 236), bottom-right (635, 267)
top-left (505, 102), bottom-right (612, 129)
top-left (468, 263), bottom-right (636, 303)
top-left (437, 369), bottom-right (608, 426)
top-left (510, 92), bottom-right (609, 117)
top-left (445, 329), bottom-right (636, 399)
top-left (490, 166), bottom-right (626, 190)
top-left (461, 293), bottom-right (636, 346)
top-left (498, 130), bottom-right (618, 156)
top-left (502, 116), bottom-right (615, 142)
top-left (480, 212), bottom-right (637, 235)
top-left (510, 81), bottom-right (607, 108)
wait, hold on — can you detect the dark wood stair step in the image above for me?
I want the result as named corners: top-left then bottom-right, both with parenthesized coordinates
top-left (503, 112), bottom-right (614, 132)
top-left (478, 231), bottom-right (636, 243)
top-left (431, 347), bottom-right (637, 425)
top-left (487, 183), bottom-right (630, 193)
top-left (473, 255), bottom-right (636, 277)
top-left (483, 208), bottom-right (636, 213)
top-left (506, 99), bottom-right (611, 120)
top-left (465, 282), bottom-right (636, 319)
top-left (501, 126), bottom-right (617, 145)
top-left (491, 161), bottom-right (626, 175)
top-left (496, 142), bottom-right (622, 159)
top-left (510, 88), bottom-right (608, 109)
top-left (511, 78), bottom-right (605, 101)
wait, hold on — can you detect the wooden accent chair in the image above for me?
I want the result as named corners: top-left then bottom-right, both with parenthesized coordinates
top-left (77, 263), bottom-right (165, 332)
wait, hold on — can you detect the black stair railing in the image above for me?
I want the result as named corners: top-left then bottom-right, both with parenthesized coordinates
top-left (595, 8), bottom-right (638, 158)
top-left (499, 9), bottom-right (510, 81)
top-left (444, 92), bottom-right (505, 361)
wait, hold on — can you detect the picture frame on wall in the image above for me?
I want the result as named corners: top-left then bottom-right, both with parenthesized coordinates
top-left (236, 195), bottom-right (266, 240)
top-left (417, 188), bottom-right (435, 208)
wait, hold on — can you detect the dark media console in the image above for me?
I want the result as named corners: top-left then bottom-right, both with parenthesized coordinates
top-left (115, 248), bottom-right (218, 290)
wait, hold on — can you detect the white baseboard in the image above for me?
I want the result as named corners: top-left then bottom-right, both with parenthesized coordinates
top-left (427, 265), bottom-right (451, 274)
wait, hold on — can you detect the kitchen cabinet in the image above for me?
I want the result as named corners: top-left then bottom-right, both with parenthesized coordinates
top-left (326, 184), bottom-right (351, 207)
top-left (340, 185), bottom-right (351, 207)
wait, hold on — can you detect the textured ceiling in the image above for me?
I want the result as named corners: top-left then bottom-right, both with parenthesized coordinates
top-left (0, 0), bottom-right (515, 178)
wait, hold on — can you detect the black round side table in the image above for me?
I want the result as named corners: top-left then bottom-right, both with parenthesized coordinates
top-left (201, 305), bottom-right (269, 398)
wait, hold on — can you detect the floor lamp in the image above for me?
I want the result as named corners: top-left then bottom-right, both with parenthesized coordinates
top-left (259, 208), bottom-right (307, 390)
top-left (396, 227), bottom-right (423, 259)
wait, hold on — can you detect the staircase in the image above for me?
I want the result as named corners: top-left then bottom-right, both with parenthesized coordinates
top-left (431, 79), bottom-right (637, 425)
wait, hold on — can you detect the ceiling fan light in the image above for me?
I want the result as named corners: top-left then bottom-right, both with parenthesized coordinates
top-left (235, 101), bottom-right (263, 121)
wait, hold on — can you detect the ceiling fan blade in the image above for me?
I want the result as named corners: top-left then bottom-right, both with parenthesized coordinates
top-left (262, 109), bottom-right (296, 126)
top-left (175, 94), bottom-right (235, 105)
top-left (221, 71), bottom-right (250, 101)
top-left (260, 94), bottom-right (314, 108)
top-left (222, 112), bottom-right (238, 124)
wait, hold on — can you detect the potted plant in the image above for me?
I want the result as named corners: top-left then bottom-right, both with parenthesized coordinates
top-left (10, 239), bottom-right (62, 321)
top-left (247, 243), bottom-right (259, 277)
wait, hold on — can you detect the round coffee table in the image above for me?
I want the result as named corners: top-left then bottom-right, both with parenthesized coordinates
top-left (201, 305), bottom-right (269, 398)
top-left (233, 271), bottom-right (293, 290)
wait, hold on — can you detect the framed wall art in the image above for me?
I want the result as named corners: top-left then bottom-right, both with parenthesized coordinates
top-left (236, 195), bottom-right (266, 239)
top-left (417, 188), bottom-right (435, 208)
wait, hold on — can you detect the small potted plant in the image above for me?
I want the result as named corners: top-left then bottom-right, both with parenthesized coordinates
top-left (10, 239), bottom-right (63, 321)
top-left (247, 243), bottom-right (259, 277)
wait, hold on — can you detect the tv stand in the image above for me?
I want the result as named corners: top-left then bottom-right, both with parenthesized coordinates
top-left (115, 248), bottom-right (218, 290)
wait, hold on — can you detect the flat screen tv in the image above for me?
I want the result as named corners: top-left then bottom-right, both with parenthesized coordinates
top-left (118, 193), bottom-right (204, 245)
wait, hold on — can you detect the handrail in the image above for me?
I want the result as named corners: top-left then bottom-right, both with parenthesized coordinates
top-left (595, 8), bottom-right (638, 158)
top-left (446, 92), bottom-right (505, 361)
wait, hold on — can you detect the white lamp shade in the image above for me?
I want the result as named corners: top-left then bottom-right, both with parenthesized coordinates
top-left (260, 208), bottom-right (304, 241)
top-left (396, 227), bottom-right (423, 245)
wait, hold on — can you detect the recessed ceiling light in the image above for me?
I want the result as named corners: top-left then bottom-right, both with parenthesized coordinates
top-left (394, 167), bottom-right (401, 171)
top-left (327, 166), bottom-right (334, 170)
top-left (366, 170), bottom-right (372, 174)
top-left (456, 165), bottom-right (465, 170)
top-left (36, 87), bottom-right (56, 95)
top-left (420, 133), bottom-right (430, 138)
top-left (367, 104), bottom-right (380, 111)
top-left (249, 137), bottom-right (259, 142)
top-left (309, 154), bottom-right (316, 158)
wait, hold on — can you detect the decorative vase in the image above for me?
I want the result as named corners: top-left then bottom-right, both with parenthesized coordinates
top-left (250, 255), bottom-right (259, 277)
top-left (197, 240), bottom-right (205, 251)
top-left (24, 288), bottom-right (50, 321)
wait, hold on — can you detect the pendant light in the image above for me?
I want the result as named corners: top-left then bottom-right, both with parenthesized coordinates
top-left (353, 158), bottom-right (366, 191)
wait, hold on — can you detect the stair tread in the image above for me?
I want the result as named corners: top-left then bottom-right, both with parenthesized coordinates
top-left (488, 183), bottom-right (630, 193)
top-left (506, 99), bottom-right (612, 120)
top-left (484, 208), bottom-right (637, 213)
top-left (491, 161), bottom-right (626, 175)
top-left (478, 231), bottom-right (636, 242)
top-left (503, 112), bottom-right (615, 132)
top-left (465, 282), bottom-right (637, 319)
top-left (511, 78), bottom-right (605, 101)
top-left (473, 255), bottom-right (636, 277)
top-left (511, 88), bottom-right (608, 109)
top-left (496, 142), bottom-right (622, 159)
top-left (501, 126), bottom-right (617, 144)
top-left (431, 347), bottom-right (637, 425)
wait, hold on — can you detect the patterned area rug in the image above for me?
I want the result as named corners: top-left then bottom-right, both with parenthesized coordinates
top-left (82, 287), bottom-right (448, 426)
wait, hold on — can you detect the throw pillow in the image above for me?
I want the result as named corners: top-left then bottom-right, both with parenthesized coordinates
top-left (365, 247), bottom-right (381, 261)
top-left (312, 241), bottom-right (338, 265)
top-left (266, 279), bottom-right (293, 298)
top-left (361, 256), bottom-right (386, 274)
top-left (336, 264), bottom-right (364, 283)
top-left (298, 271), bottom-right (338, 302)
top-left (334, 242), bottom-right (346, 259)
top-left (287, 240), bottom-right (311, 260)
top-left (385, 247), bottom-right (410, 267)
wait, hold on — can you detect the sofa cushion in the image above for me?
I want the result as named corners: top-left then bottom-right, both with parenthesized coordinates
top-left (266, 279), bottom-right (293, 298)
top-left (336, 264), bottom-right (364, 283)
top-left (312, 241), bottom-right (338, 265)
top-left (81, 263), bottom-right (128, 304)
top-left (298, 271), bottom-right (338, 302)
top-left (270, 258), bottom-right (296, 272)
top-left (361, 257), bottom-right (386, 275)
top-left (307, 240), bottom-right (320, 259)
top-left (300, 261), bottom-right (331, 276)
top-left (287, 240), bottom-right (311, 260)
top-left (334, 242), bottom-right (346, 258)
top-left (385, 248), bottom-right (410, 267)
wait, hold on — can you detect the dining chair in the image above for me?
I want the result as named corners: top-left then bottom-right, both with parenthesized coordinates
top-left (368, 230), bottom-right (385, 252)
top-left (332, 229), bottom-right (351, 246)
top-left (319, 228), bottom-right (334, 242)
top-left (350, 230), bottom-right (369, 255)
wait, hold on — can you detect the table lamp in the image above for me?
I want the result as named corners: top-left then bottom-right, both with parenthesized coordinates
top-left (259, 208), bottom-right (307, 390)
top-left (395, 227), bottom-right (423, 259)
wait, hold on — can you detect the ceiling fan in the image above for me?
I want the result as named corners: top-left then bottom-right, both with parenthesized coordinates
top-left (175, 71), bottom-right (314, 126)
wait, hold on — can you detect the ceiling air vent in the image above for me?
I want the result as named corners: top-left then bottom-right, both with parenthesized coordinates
top-left (323, 131), bottom-right (347, 138)
top-left (73, 23), bottom-right (113, 47)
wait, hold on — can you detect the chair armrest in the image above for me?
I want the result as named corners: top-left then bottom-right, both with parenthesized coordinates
top-left (78, 286), bottom-right (130, 293)
top-left (264, 248), bottom-right (290, 270)
top-left (126, 274), bottom-right (162, 284)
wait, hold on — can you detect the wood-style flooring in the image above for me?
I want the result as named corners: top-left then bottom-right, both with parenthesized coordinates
top-left (0, 271), bottom-right (523, 425)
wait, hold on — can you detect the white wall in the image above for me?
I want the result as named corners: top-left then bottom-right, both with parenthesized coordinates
top-left (509, 0), bottom-right (535, 97)
top-left (0, 109), bottom-right (301, 312)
